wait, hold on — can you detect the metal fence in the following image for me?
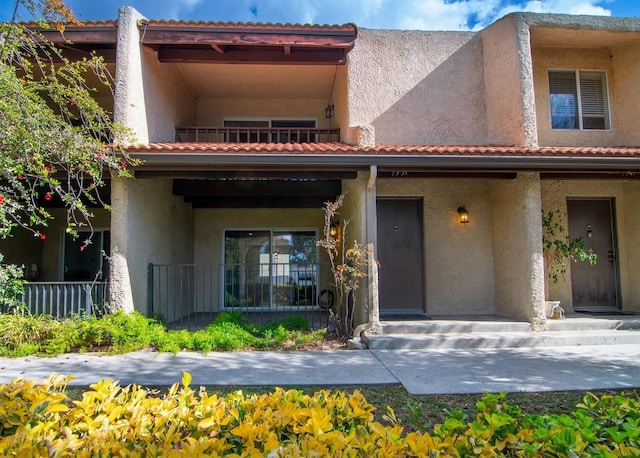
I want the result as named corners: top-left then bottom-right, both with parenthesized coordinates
top-left (19, 282), bottom-right (109, 318)
top-left (149, 263), bottom-right (335, 330)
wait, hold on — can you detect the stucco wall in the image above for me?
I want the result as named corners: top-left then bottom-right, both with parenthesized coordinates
top-left (348, 29), bottom-right (487, 145)
top-left (341, 173), bottom-right (370, 326)
top-left (194, 98), bottom-right (330, 128)
top-left (142, 50), bottom-right (194, 142)
top-left (612, 41), bottom-right (640, 145)
top-left (490, 173), bottom-right (545, 327)
top-left (533, 47), bottom-right (618, 147)
top-left (376, 178), bottom-right (496, 315)
top-left (111, 178), bottom-right (194, 314)
top-left (541, 180), bottom-right (640, 312)
top-left (114, 7), bottom-right (192, 144)
top-left (481, 14), bottom-right (537, 147)
top-left (193, 207), bottom-right (325, 311)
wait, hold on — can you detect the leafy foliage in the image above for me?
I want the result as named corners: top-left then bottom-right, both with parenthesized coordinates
top-left (0, 311), bottom-right (323, 356)
top-left (542, 210), bottom-right (597, 296)
top-left (0, 377), bottom-right (639, 456)
top-left (0, 255), bottom-right (24, 313)
top-left (317, 195), bottom-right (373, 338)
top-left (0, 0), bottom-right (138, 267)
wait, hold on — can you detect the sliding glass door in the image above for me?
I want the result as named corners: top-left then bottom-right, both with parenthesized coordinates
top-left (224, 230), bottom-right (317, 308)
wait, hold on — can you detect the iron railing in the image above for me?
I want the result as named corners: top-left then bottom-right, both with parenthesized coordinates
top-left (175, 127), bottom-right (340, 143)
top-left (18, 282), bottom-right (109, 318)
top-left (149, 263), bottom-right (335, 330)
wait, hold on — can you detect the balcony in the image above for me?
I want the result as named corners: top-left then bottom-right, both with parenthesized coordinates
top-left (175, 127), bottom-right (340, 143)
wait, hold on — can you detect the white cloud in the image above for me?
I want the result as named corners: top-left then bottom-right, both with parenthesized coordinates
top-left (381, 0), bottom-right (612, 31)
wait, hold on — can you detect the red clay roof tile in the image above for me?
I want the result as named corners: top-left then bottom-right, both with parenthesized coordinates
top-left (125, 142), bottom-right (640, 158)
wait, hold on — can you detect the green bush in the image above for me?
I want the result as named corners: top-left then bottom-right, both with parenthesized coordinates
top-left (0, 311), bottom-right (319, 356)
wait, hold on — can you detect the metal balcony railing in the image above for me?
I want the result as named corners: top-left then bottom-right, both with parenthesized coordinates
top-left (18, 282), bottom-right (109, 318)
top-left (175, 127), bottom-right (340, 143)
top-left (149, 263), bottom-right (335, 330)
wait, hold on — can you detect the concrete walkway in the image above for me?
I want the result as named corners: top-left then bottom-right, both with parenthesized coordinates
top-left (0, 345), bottom-right (639, 394)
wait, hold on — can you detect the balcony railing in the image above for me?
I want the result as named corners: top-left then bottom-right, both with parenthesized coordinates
top-left (175, 127), bottom-right (340, 143)
top-left (149, 263), bottom-right (335, 330)
top-left (18, 282), bottom-right (109, 318)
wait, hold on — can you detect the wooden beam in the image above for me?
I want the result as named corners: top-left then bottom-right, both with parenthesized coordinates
top-left (135, 170), bottom-right (357, 179)
top-left (210, 43), bottom-right (225, 53)
top-left (157, 47), bottom-right (348, 64)
top-left (173, 179), bottom-right (341, 197)
top-left (283, 44), bottom-right (291, 55)
top-left (140, 28), bottom-right (356, 48)
top-left (186, 195), bottom-right (335, 208)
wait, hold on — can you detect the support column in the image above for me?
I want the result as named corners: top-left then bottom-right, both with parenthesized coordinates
top-left (490, 172), bottom-right (546, 330)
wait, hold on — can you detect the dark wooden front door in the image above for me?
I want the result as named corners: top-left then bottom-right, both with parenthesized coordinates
top-left (567, 199), bottom-right (619, 311)
top-left (376, 198), bottom-right (424, 313)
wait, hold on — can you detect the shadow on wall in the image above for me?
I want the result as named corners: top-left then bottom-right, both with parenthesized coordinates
top-left (372, 35), bottom-right (488, 146)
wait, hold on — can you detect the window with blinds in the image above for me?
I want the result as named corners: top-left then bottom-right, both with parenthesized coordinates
top-left (548, 70), bottom-right (610, 130)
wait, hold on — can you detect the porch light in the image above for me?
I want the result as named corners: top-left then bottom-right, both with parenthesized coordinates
top-left (457, 206), bottom-right (469, 224)
top-left (330, 220), bottom-right (339, 237)
top-left (325, 104), bottom-right (334, 119)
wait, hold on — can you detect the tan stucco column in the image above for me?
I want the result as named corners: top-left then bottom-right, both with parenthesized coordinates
top-left (109, 178), bottom-right (135, 313)
top-left (490, 172), bottom-right (546, 330)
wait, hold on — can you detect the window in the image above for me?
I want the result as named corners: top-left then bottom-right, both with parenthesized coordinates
top-left (223, 119), bottom-right (317, 142)
top-left (548, 70), bottom-right (610, 130)
top-left (62, 230), bottom-right (110, 281)
top-left (224, 230), bottom-right (318, 307)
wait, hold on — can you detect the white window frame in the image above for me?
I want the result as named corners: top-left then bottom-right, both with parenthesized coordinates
top-left (548, 69), bottom-right (611, 131)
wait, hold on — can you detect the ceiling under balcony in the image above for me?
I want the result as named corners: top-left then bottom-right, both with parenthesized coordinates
top-left (530, 27), bottom-right (640, 49)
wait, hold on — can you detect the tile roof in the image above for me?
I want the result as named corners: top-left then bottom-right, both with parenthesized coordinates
top-left (125, 142), bottom-right (640, 158)
top-left (142, 20), bottom-right (357, 32)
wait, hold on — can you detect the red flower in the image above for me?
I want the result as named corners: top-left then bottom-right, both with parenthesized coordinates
top-left (44, 166), bottom-right (51, 174)
top-left (44, 193), bottom-right (52, 201)
top-left (39, 234), bottom-right (46, 240)
top-left (97, 152), bottom-right (104, 158)
top-left (68, 98), bottom-right (74, 105)
top-left (0, 195), bottom-right (4, 204)
top-left (120, 161), bottom-right (127, 167)
top-left (80, 246), bottom-right (85, 252)
top-left (17, 174), bottom-right (23, 180)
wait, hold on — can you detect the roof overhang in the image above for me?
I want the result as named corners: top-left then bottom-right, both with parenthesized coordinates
top-left (138, 21), bottom-right (358, 64)
top-left (23, 21), bottom-right (118, 62)
top-left (124, 143), bottom-right (640, 179)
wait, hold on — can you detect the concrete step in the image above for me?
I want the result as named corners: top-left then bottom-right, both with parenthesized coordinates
top-left (363, 329), bottom-right (640, 350)
top-left (546, 317), bottom-right (640, 331)
top-left (379, 320), bottom-right (531, 334)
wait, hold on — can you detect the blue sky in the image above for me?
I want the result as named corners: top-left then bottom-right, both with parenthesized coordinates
top-left (1, 0), bottom-right (638, 30)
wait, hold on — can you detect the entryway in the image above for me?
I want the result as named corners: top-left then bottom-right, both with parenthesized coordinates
top-left (567, 198), bottom-right (620, 312)
top-left (376, 198), bottom-right (424, 314)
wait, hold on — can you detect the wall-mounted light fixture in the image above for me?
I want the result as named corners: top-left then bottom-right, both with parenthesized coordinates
top-left (329, 220), bottom-right (339, 237)
top-left (325, 104), bottom-right (334, 119)
top-left (457, 206), bottom-right (469, 224)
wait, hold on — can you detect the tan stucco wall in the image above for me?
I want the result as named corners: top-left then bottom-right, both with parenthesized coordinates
top-left (111, 178), bottom-right (194, 314)
top-left (114, 7), bottom-right (192, 144)
top-left (612, 41), bottom-right (640, 145)
top-left (193, 207), bottom-right (325, 311)
top-left (541, 180), bottom-right (640, 312)
top-left (348, 29), bottom-right (487, 145)
top-left (490, 173), bottom-right (545, 328)
top-left (533, 47), bottom-right (618, 147)
top-left (194, 98), bottom-right (330, 129)
top-left (341, 173), bottom-right (370, 326)
top-left (376, 178), bottom-right (496, 315)
top-left (481, 14), bottom-right (537, 147)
